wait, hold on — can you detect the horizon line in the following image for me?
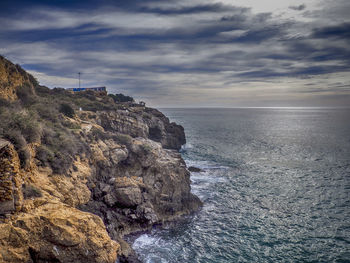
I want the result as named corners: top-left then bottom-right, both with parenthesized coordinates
top-left (157, 106), bottom-right (350, 109)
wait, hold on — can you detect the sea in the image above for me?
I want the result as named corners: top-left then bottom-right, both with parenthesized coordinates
top-left (131, 107), bottom-right (350, 263)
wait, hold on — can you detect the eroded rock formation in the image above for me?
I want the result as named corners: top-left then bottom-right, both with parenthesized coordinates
top-left (0, 56), bottom-right (201, 262)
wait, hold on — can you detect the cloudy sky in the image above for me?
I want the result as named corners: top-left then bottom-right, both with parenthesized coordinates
top-left (1, 0), bottom-right (349, 107)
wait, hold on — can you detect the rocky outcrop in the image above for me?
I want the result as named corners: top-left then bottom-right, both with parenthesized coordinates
top-left (0, 111), bottom-right (200, 262)
top-left (80, 137), bottom-right (201, 241)
top-left (0, 202), bottom-right (119, 263)
top-left (0, 56), bottom-right (201, 263)
top-left (0, 56), bottom-right (36, 101)
top-left (0, 140), bottom-right (119, 263)
top-left (80, 108), bottom-right (186, 151)
top-left (0, 140), bottom-right (23, 215)
top-left (143, 108), bottom-right (186, 150)
top-left (188, 166), bottom-right (204, 173)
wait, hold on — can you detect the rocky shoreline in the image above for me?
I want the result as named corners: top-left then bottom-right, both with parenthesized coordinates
top-left (0, 56), bottom-right (202, 262)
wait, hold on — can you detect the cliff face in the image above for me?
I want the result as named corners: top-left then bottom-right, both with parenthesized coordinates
top-left (93, 107), bottom-right (186, 150)
top-left (0, 57), bottom-right (201, 263)
top-left (0, 56), bottom-right (36, 101)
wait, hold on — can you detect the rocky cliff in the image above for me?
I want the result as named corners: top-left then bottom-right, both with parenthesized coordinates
top-left (0, 56), bottom-right (202, 263)
top-left (0, 56), bottom-right (37, 101)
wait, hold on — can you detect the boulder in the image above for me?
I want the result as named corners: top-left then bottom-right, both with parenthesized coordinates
top-left (0, 202), bottom-right (119, 263)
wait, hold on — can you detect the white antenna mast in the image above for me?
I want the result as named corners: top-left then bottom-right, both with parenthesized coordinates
top-left (78, 72), bottom-right (81, 89)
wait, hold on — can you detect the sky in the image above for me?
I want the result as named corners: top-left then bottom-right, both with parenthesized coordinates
top-left (0, 0), bottom-right (350, 107)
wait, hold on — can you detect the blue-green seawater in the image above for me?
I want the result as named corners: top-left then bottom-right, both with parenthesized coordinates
top-left (132, 108), bottom-right (350, 262)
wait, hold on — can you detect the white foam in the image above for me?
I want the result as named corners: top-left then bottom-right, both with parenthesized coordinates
top-left (132, 234), bottom-right (170, 263)
top-left (181, 143), bottom-right (193, 151)
top-left (132, 234), bottom-right (160, 250)
top-left (185, 159), bottom-right (229, 170)
top-left (146, 257), bottom-right (168, 263)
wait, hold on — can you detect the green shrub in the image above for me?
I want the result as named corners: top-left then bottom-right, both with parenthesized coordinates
top-left (18, 148), bottom-right (31, 169)
top-left (0, 98), bottom-right (11, 108)
top-left (35, 85), bottom-right (51, 95)
top-left (89, 127), bottom-right (110, 140)
top-left (62, 120), bottom-right (81, 130)
top-left (114, 133), bottom-right (132, 146)
top-left (142, 112), bottom-right (152, 120)
top-left (50, 152), bottom-right (74, 174)
top-left (35, 102), bottom-right (58, 122)
top-left (3, 130), bottom-right (31, 168)
top-left (8, 112), bottom-right (41, 143)
top-left (16, 85), bottom-right (36, 106)
top-left (22, 184), bottom-right (42, 199)
top-left (141, 144), bottom-right (152, 153)
top-left (108, 93), bottom-right (134, 103)
top-left (35, 145), bottom-right (54, 166)
top-left (59, 103), bottom-right (75, 118)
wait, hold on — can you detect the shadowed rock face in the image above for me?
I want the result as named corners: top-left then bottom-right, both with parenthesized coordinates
top-left (0, 140), bottom-right (23, 215)
top-left (0, 56), bottom-right (201, 263)
top-left (144, 108), bottom-right (186, 150)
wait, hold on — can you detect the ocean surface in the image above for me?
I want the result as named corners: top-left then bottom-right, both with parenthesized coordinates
top-left (132, 108), bottom-right (350, 263)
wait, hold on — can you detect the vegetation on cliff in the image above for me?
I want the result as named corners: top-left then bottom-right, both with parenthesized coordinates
top-left (0, 56), bottom-right (201, 263)
top-left (0, 56), bottom-right (135, 174)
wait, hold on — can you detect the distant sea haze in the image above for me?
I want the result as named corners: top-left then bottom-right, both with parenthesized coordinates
top-left (132, 107), bottom-right (350, 263)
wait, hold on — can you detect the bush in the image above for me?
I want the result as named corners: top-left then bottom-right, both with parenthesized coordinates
top-left (0, 98), bottom-right (10, 108)
top-left (22, 184), bottom-right (42, 199)
top-left (35, 85), bottom-right (51, 95)
top-left (35, 145), bottom-right (54, 166)
top-left (141, 144), bottom-right (152, 153)
top-left (8, 112), bottom-right (41, 143)
top-left (59, 103), bottom-right (75, 118)
top-left (38, 125), bottom-right (90, 174)
top-left (108, 93), bottom-right (134, 103)
top-left (3, 130), bottom-right (31, 168)
top-left (36, 104), bottom-right (58, 122)
top-left (62, 120), bottom-right (81, 130)
top-left (50, 152), bottom-right (74, 174)
top-left (16, 85), bottom-right (36, 106)
top-left (114, 133), bottom-right (132, 146)
top-left (142, 112), bottom-right (152, 120)
top-left (89, 127), bottom-right (110, 140)
top-left (18, 148), bottom-right (31, 169)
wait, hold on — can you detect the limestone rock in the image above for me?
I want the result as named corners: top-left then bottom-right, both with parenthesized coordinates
top-left (104, 177), bottom-right (143, 208)
top-left (0, 202), bottom-right (119, 263)
top-left (82, 136), bottom-right (202, 239)
top-left (0, 56), bottom-right (36, 101)
top-left (143, 108), bottom-right (186, 150)
top-left (0, 140), bottom-right (23, 215)
top-left (0, 56), bottom-right (202, 263)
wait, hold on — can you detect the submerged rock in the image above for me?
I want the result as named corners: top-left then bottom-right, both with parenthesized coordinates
top-left (188, 166), bottom-right (204, 173)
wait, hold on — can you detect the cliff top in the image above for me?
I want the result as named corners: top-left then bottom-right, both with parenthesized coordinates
top-left (0, 56), bottom-right (185, 173)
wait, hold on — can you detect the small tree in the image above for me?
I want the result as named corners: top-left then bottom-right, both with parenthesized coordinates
top-left (108, 93), bottom-right (134, 103)
top-left (59, 103), bottom-right (75, 118)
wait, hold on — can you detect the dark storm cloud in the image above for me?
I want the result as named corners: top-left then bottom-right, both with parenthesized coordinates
top-left (312, 23), bottom-right (350, 40)
top-left (286, 39), bottom-right (350, 66)
top-left (138, 3), bottom-right (239, 15)
top-left (289, 4), bottom-right (306, 11)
